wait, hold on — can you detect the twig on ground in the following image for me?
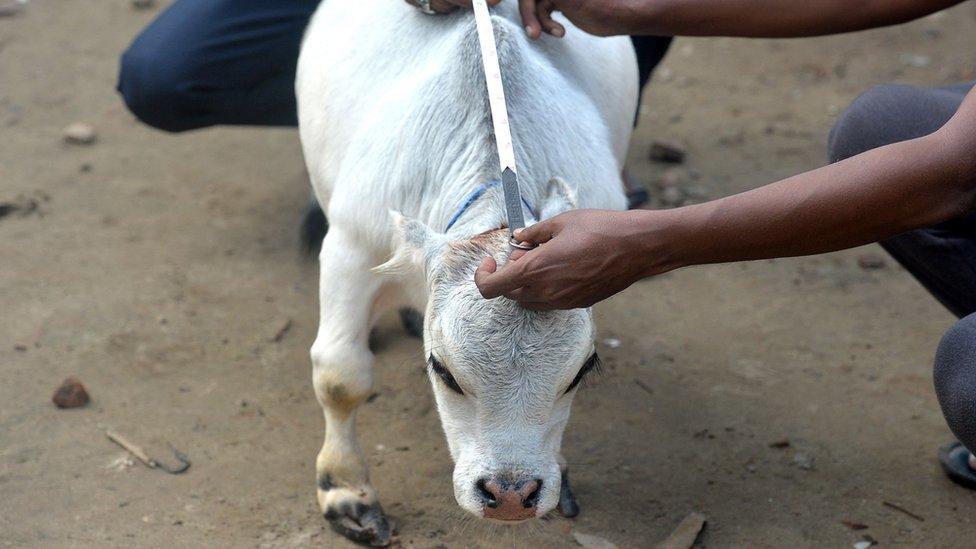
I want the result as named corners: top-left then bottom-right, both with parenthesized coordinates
top-left (106, 430), bottom-right (154, 468)
top-left (270, 317), bottom-right (293, 343)
top-left (634, 379), bottom-right (654, 395)
top-left (882, 500), bottom-right (925, 522)
top-left (105, 430), bottom-right (191, 475)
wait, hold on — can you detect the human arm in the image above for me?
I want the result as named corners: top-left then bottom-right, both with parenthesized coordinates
top-left (475, 87), bottom-right (976, 309)
top-left (519, 0), bottom-right (966, 39)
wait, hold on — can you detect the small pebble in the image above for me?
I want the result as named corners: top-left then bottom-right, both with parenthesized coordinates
top-left (52, 377), bottom-right (90, 408)
top-left (602, 338), bottom-right (621, 349)
top-left (658, 512), bottom-right (707, 549)
top-left (792, 452), bottom-right (815, 470)
top-left (131, 0), bottom-right (155, 8)
top-left (857, 253), bottom-right (886, 270)
top-left (572, 531), bottom-right (618, 549)
top-left (658, 167), bottom-right (686, 189)
top-left (63, 123), bottom-right (97, 145)
top-left (660, 186), bottom-right (685, 207)
top-left (0, 1), bottom-right (24, 17)
top-left (648, 139), bottom-right (687, 164)
top-left (106, 454), bottom-right (136, 471)
top-left (899, 53), bottom-right (931, 68)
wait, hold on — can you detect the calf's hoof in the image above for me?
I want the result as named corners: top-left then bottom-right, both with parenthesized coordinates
top-left (320, 485), bottom-right (394, 547)
top-left (326, 502), bottom-right (392, 547)
top-left (557, 470), bottom-right (580, 518)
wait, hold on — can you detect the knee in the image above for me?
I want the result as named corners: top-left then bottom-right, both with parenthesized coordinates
top-left (311, 341), bottom-right (374, 413)
top-left (117, 44), bottom-right (199, 133)
top-left (934, 314), bottom-right (976, 447)
top-left (827, 84), bottom-right (912, 163)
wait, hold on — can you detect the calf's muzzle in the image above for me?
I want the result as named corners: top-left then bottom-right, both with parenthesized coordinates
top-left (477, 476), bottom-right (542, 521)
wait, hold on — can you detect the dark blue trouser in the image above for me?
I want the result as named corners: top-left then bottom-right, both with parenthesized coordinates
top-left (117, 0), bottom-right (671, 133)
top-left (828, 82), bottom-right (976, 453)
top-left (118, 0), bottom-right (316, 132)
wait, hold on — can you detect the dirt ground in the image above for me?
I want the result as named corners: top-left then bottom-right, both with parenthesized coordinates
top-left (3, 2), bottom-right (976, 548)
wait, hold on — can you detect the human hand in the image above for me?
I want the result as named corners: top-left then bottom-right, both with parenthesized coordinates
top-left (518, 0), bottom-right (634, 39)
top-left (474, 209), bottom-right (672, 310)
top-left (403, 0), bottom-right (631, 38)
top-left (403, 0), bottom-right (501, 15)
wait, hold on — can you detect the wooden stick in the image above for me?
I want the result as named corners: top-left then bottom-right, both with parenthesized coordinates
top-left (882, 500), bottom-right (925, 522)
top-left (634, 379), bottom-right (654, 395)
top-left (106, 430), bottom-right (156, 469)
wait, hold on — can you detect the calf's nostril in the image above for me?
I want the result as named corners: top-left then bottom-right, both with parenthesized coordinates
top-left (476, 478), bottom-right (498, 508)
top-left (479, 476), bottom-right (543, 521)
top-left (522, 479), bottom-right (542, 509)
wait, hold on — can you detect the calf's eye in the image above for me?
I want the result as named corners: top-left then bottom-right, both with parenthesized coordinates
top-left (564, 353), bottom-right (602, 394)
top-left (428, 356), bottom-right (464, 395)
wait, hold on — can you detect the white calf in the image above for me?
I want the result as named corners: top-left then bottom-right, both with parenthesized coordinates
top-left (296, 0), bottom-right (636, 544)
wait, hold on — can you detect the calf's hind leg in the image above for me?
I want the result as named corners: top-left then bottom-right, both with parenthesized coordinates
top-left (311, 229), bottom-right (393, 546)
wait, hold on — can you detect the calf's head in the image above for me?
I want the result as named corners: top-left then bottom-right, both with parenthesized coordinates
top-left (378, 180), bottom-right (599, 522)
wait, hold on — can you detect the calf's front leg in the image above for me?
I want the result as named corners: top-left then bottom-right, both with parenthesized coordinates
top-left (311, 230), bottom-right (393, 546)
top-left (557, 452), bottom-right (580, 517)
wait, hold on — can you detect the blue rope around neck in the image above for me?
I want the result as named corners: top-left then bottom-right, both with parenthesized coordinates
top-left (444, 180), bottom-right (538, 231)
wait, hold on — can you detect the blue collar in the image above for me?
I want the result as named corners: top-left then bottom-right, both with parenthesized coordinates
top-left (444, 180), bottom-right (538, 231)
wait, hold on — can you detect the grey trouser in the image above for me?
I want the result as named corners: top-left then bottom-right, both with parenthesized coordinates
top-left (828, 81), bottom-right (976, 451)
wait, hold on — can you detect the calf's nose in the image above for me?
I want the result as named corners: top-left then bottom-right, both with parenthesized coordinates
top-left (476, 477), bottom-right (542, 521)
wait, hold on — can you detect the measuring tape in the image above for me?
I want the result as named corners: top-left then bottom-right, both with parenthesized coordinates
top-left (471, 0), bottom-right (531, 244)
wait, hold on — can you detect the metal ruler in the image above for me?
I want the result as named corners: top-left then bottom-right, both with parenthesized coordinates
top-left (471, 0), bottom-right (527, 237)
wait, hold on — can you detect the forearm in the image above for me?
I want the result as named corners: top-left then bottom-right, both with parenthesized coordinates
top-left (624, 0), bottom-right (964, 37)
top-left (641, 128), bottom-right (976, 271)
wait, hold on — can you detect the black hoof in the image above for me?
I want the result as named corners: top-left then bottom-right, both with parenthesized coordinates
top-left (398, 307), bottom-right (424, 339)
top-left (557, 470), bottom-right (580, 518)
top-left (326, 501), bottom-right (393, 547)
top-left (939, 440), bottom-right (976, 490)
top-left (626, 188), bottom-right (650, 210)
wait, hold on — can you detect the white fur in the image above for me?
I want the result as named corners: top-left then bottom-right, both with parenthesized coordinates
top-left (297, 0), bottom-right (637, 523)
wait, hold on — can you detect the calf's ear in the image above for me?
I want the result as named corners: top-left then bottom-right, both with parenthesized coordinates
top-left (538, 177), bottom-right (578, 220)
top-left (373, 210), bottom-right (448, 277)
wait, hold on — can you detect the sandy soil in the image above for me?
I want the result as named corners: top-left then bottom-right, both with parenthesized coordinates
top-left (2, 2), bottom-right (976, 548)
